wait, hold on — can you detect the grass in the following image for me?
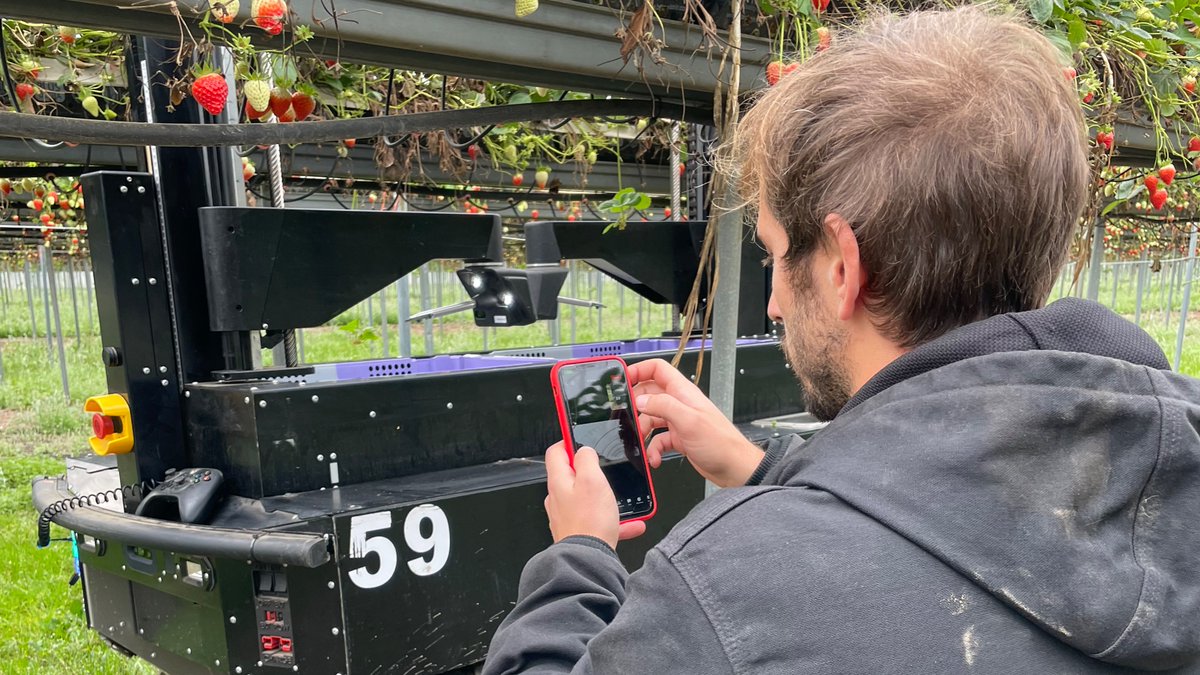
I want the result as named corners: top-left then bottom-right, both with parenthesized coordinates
top-left (0, 261), bottom-right (1196, 673)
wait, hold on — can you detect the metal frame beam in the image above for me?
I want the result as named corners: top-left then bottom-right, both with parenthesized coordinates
top-left (8, 0), bottom-right (770, 103)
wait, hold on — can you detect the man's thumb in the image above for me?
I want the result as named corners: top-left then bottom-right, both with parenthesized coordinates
top-left (636, 393), bottom-right (689, 424)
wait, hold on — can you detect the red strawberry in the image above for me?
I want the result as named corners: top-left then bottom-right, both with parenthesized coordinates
top-left (59, 27), bottom-right (77, 44)
top-left (664, 206), bottom-right (672, 218)
top-left (244, 99), bottom-right (270, 121)
top-left (1188, 137), bottom-right (1200, 153)
top-left (512, 174), bottom-right (524, 187)
top-left (277, 106), bottom-right (296, 123)
top-left (252, 0), bottom-right (287, 35)
top-left (467, 145), bottom-right (478, 160)
top-left (1144, 175), bottom-right (1159, 192)
top-left (567, 214), bottom-right (576, 222)
top-left (191, 72), bottom-right (228, 116)
top-left (32, 198), bottom-right (44, 211)
top-left (816, 26), bottom-right (831, 51)
top-left (783, 63), bottom-right (800, 77)
top-left (530, 209), bottom-right (539, 219)
top-left (1150, 188), bottom-right (1168, 210)
top-left (290, 91), bottom-right (315, 120)
top-left (1184, 77), bottom-right (1197, 95)
top-left (40, 213), bottom-right (52, 225)
top-left (678, 162), bottom-right (686, 177)
top-left (766, 62), bottom-right (783, 86)
top-left (15, 83), bottom-right (34, 102)
top-left (1082, 92), bottom-right (1093, 104)
top-left (1159, 164), bottom-right (1176, 185)
top-left (343, 138), bottom-right (356, 149)
top-left (269, 87), bottom-right (291, 117)
top-left (1063, 67), bottom-right (1077, 80)
top-left (811, 0), bottom-right (830, 12)
top-left (243, 161), bottom-right (255, 181)
top-left (0, 179), bottom-right (10, 195)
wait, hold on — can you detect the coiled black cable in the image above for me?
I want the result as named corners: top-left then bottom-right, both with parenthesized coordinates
top-left (37, 478), bottom-right (158, 548)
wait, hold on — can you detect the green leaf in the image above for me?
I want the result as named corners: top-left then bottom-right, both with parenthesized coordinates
top-left (1100, 199), bottom-right (1127, 217)
top-left (507, 91), bottom-right (532, 106)
top-left (1043, 30), bottom-right (1074, 60)
top-left (1067, 17), bottom-right (1087, 47)
top-left (633, 192), bottom-right (652, 210)
top-left (1027, 0), bottom-right (1052, 23)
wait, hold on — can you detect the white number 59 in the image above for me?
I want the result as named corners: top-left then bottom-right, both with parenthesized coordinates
top-left (348, 505), bottom-right (450, 589)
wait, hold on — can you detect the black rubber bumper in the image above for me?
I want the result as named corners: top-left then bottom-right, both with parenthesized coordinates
top-left (32, 476), bottom-right (331, 568)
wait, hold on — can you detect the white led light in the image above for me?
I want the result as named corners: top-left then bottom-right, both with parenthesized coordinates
top-left (500, 291), bottom-right (514, 306)
top-left (470, 274), bottom-right (484, 290)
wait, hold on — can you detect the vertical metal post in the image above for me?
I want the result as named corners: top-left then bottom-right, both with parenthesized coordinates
top-left (435, 266), bottom-right (444, 342)
top-left (482, 326), bottom-right (489, 351)
top-left (711, 188), bottom-right (743, 421)
top-left (637, 296), bottom-right (644, 337)
top-left (67, 257), bottom-right (81, 341)
top-left (42, 247), bottom-right (70, 402)
top-left (23, 260), bottom-right (38, 339)
top-left (596, 270), bottom-right (604, 338)
top-left (397, 276), bottom-right (411, 358)
top-left (1109, 262), bottom-right (1120, 308)
top-left (569, 262), bottom-right (578, 343)
top-left (85, 258), bottom-right (94, 334)
top-left (420, 265), bottom-right (434, 355)
top-left (367, 290), bottom-right (375, 327)
top-left (1166, 260), bottom-right (1180, 330)
top-left (1174, 227), bottom-right (1198, 372)
top-left (380, 286), bottom-right (389, 358)
top-left (1086, 221), bottom-right (1104, 301)
top-left (670, 124), bottom-right (683, 223)
top-left (297, 328), bottom-right (305, 363)
top-left (1134, 252), bottom-right (1148, 326)
top-left (1160, 259), bottom-right (1169, 315)
top-left (39, 249), bottom-right (54, 358)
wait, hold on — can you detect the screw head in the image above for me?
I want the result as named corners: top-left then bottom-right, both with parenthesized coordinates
top-left (369, 411), bottom-right (376, 418)
top-left (312, 395), bottom-right (319, 403)
top-left (119, 186), bottom-right (128, 193)
top-left (317, 454), bottom-right (324, 461)
top-left (229, 616), bottom-right (237, 624)
top-left (142, 367), bottom-right (151, 375)
top-left (148, 277), bottom-right (157, 285)
top-left (330, 452), bottom-right (337, 460)
top-left (161, 379), bottom-right (169, 387)
top-left (131, 277), bottom-right (139, 285)
top-left (446, 402), bottom-right (454, 410)
top-left (328, 581), bottom-right (335, 589)
top-left (516, 394), bottom-right (523, 402)
top-left (236, 668), bottom-right (243, 674)
top-left (244, 396), bottom-right (250, 404)
top-left (332, 627), bottom-right (340, 636)
top-left (159, 365), bottom-right (167, 373)
top-left (259, 400), bottom-right (267, 408)
top-left (137, 186), bottom-right (146, 194)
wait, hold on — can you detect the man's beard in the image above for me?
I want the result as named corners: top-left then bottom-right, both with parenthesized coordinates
top-left (780, 290), bottom-right (853, 422)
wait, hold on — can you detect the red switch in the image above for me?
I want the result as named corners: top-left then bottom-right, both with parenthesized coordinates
top-left (262, 635), bottom-right (280, 651)
top-left (92, 413), bottom-right (114, 439)
top-left (280, 638), bottom-right (293, 653)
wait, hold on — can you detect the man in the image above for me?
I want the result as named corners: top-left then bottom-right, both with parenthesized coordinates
top-left (485, 7), bottom-right (1200, 673)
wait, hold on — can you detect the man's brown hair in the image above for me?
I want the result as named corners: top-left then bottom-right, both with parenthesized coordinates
top-left (735, 6), bottom-right (1090, 348)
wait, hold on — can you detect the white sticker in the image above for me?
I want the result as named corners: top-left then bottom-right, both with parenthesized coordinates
top-left (348, 512), bottom-right (396, 589)
top-left (494, 316), bottom-right (508, 325)
top-left (404, 504), bottom-right (451, 577)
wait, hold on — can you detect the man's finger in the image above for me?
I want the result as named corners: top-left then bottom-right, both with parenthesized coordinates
top-left (627, 359), bottom-right (709, 406)
top-left (617, 520), bottom-right (647, 541)
top-left (638, 412), bottom-right (667, 437)
top-left (635, 392), bottom-right (694, 429)
top-left (646, 429), bottom-right (676, 462)
top-left (544, 441), bottom-right (575, 495)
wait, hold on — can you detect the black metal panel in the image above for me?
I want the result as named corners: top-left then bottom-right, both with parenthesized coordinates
top-left (327, 456), bottom-right (701, 674)
top-left (130, 37), bottom-right (237, 386)
top-left (83, 170), bottom-right (188, 489)
top-left (197, 207), bottom-right (503, 331)
top-left (185, 342), bottom-right (800, 499)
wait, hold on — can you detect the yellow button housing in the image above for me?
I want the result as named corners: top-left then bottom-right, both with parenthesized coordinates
top-left (85, 394), bottom-right (134, 456)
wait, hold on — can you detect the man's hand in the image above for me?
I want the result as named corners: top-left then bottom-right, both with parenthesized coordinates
top-left (544, 442), bottom-right (647, 549)
top-left (628, 359), bottom-right (765, 488)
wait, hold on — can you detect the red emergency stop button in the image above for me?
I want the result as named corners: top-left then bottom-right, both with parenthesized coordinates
top-left (92, 413), bottom-right (115, 439)
top-left (84, 394), bottom-right (133, 455)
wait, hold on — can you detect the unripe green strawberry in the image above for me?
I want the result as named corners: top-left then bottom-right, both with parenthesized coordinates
top-left (81, 95), bottom-right (101, 117)
top-left (515, 0), bottom-right (538, 17)
top-left (244, 78), bottom-right (270, 113)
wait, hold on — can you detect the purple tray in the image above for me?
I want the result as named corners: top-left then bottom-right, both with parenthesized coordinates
top-left (334, 355), bottom-right (553, 380)
top-left (569, 337), bottom-right (772, 358)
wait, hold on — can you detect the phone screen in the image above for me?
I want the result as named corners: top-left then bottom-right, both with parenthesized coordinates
top-left (557, 360), bottom-right (654, 519)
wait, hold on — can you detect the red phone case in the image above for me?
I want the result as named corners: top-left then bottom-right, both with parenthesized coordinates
top-left (550, 355), bottom-right (658, 524)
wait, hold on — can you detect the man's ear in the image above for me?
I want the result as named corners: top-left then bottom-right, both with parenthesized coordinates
top-left (823, 214), bottom-right (865, 322)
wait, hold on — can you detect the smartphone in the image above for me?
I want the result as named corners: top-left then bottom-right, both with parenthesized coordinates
top-left (550, 356), bottom-right (657, 523)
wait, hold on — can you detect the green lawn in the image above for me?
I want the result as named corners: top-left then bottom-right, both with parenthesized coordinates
top-left (0, 264), bottom-right (1197, 673)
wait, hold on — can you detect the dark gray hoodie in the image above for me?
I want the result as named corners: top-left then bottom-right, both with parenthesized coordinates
top-left (484, 299), bottom-right (1200, 673)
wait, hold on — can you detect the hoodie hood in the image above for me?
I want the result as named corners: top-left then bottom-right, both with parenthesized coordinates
top-left (769, 299), bottom-right (1200, 670)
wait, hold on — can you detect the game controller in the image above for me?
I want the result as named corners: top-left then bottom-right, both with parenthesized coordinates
top-left (135, 468), bottom-right (225, 524)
